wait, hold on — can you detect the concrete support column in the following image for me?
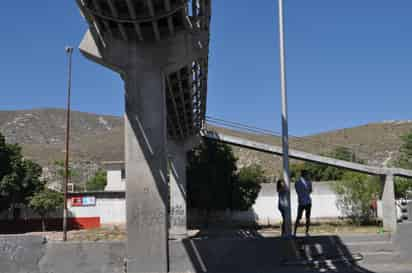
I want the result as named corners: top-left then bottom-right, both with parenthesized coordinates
top-left (125, 65), bottom-right (169, 273)
top-left (168, 141), bottom-right (188, 239)
top-left (381, 173), bottom-right (397, 233)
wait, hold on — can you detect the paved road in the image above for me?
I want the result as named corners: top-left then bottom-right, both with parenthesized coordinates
top-left (1, 224), bottom-right (412, 273)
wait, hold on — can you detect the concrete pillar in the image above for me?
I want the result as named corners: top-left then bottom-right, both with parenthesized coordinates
top-left (125, 65), bottom-right (169, 273)
top-left (381, 173), bottom-right (397, 233)
top-left (168, 141), bottom-right (188, 239)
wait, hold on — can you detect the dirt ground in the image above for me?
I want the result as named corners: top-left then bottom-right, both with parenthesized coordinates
top-left (25, 221), bottom-right (383, 242)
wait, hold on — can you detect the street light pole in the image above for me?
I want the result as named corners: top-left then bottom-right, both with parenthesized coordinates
top-left (277, 0), bottom-right (292, 236)
top-left (63, 46), bottom-right (73, 241)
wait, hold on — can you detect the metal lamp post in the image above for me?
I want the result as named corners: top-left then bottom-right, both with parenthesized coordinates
top-left (277, 0), bottom-right (292, 237)
top-left (63, 46), bottom-right (73, 241)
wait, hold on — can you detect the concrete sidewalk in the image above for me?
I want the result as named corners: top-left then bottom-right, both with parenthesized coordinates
top-left (1, 231), bottom-right (411, 273)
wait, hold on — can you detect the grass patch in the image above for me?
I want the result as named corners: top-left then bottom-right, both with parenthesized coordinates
top-left (69, 225), bottom-right (126, 241)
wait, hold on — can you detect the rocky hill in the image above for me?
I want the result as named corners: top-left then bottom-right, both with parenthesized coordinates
top-left (1, 108), bottom-right (411, 186)
top-left (0, 108), bottom-right (123, 190)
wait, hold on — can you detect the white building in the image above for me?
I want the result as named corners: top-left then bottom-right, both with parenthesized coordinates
top-left (103, 161), bottom-right (126, 191)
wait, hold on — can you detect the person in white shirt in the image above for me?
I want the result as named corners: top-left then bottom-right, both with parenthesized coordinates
top-left (294, 170), bottom-right (313, 237)
top-left (277, 179), bottom-right (289, 236)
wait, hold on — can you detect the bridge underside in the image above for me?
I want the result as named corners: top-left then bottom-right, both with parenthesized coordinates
top-left (77, 0), bottom-right (210, 139)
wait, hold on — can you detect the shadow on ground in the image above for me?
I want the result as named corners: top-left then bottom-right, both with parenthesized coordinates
top-left (181, 229), bottom-right (376, 273)
top-left (2, 227), bottom-right (405, 273)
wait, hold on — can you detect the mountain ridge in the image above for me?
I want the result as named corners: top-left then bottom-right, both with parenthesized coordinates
top-left (1, 108), bottom-right (411, 184)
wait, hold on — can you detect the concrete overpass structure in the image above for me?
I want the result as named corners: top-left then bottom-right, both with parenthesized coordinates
top-left (75, 0), bottom-right (211, 272)
top-left (202, 129), bottom-right (412, 234)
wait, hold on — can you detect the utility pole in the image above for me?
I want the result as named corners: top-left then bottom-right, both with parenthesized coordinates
top-left (277, 0), bottom-right (292, 237)
top-left (63, 46), bottom-right (73, 241)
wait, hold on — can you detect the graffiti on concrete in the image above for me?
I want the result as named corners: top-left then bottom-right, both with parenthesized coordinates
top-left (170, 204), bottom-right (186, 226)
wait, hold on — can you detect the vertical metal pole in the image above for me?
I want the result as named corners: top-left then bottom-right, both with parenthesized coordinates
top-left (278, 0), bottom-right (292, 236)
top-left (63, 46), bottom-right (73, 241)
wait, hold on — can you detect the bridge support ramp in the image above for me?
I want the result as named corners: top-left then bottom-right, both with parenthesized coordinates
top-left (168, 137), bottom-right (200, 240)
top-left (168, 141), bottom-right (188, 239)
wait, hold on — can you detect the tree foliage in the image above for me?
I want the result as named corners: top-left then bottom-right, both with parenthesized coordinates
top-left (187, 139), bottom-right (261, 212)
top-left (397, 132), bottom-right (412, 169)
top-left (53, 160), bottom-right (79, 190)
top-left (289, 146), bottom-right (381, 224)
top-left (0, 133), bottom-right (45, 216)
top-left (290, 147), bottom-right (363, 181)
top-left (29, 189), bottom-right (64, 231)
top-left (86, 169), bottom-right (107, 191)
top-left (238, 164), bottom-right (266, 184)
top-left (333, 172), bottom-right (382, 225)
top-left (394, 131), bottom-right (412, 198)
top-left (187, 139), bottom-right (238, 211)
top-left (232, 165), bottom-right (263, 211)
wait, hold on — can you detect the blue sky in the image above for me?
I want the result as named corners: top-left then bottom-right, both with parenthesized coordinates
top-left (0, 1), bottom-right (411, 136)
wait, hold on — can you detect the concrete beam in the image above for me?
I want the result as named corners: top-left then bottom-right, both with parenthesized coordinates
top-left (202, 131), bottom-right (412, 179)
top-left (124, 0), bottom-right (144, 41)
top-left (381, 174), bottom-right (397, 232)
top-left (106, 0), bottom-right (129, 41)
top-left (202, 131), bottom-right (388, 176)
top-left (79, 30), bottom-right (125, 74)
top-left (390, 168), bottom-right (412, 179)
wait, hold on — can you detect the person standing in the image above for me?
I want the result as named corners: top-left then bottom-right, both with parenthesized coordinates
top-left (294, 170), bottom-right (313, 237)
top-left (277, 179), bottom-right (289, 236)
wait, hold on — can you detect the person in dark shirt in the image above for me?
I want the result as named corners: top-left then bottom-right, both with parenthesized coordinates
top-left (294, 170), bottom-right (313, 237)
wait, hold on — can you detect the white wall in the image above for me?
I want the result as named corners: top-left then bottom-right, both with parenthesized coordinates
top-left (69, 198), bottom-right (125, 224)
top-left (189, 182), bottom-right (348, 226)
top-left (105, 170), bottom-right (125, 191)
top-left (250, 189), bottom-right (344, 225)
top-left (3, 182), bottom-right (400, 226)
top-left (0, 197), bottom-right (126, 225)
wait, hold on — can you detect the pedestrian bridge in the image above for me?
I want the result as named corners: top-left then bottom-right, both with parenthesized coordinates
top-left (201, 129), bottom-right (412, 179)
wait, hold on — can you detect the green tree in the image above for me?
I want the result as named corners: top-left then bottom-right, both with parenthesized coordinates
top-left (394, 131), bottom-right (412, 198)
top-left (53, 160), bottom-right (79, 191)
top-left (29, 189), bottom-right (64, 231)
top-left (232, 165), bottom-right (263, 210)
top-left (291, 147), bottom-right (363, 181)
top-left (187, 139), bottom-right (238, 213)
top-left (238, 164), bottom-right (266, 184)
top-left (0, 133), bottom-right (10, 178)
top-left (187, 139), bottom-right (261, 217)
top-left (86, 169), bottom-right (107, 191)
top-left (397, 132), bottom-right (412, 169)
top-left (290, 162), bottom-right (305, 181)
top-left (333, 172), bottom-right (382, 225)
top-left (0, 133), bottom-right (45, 218)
